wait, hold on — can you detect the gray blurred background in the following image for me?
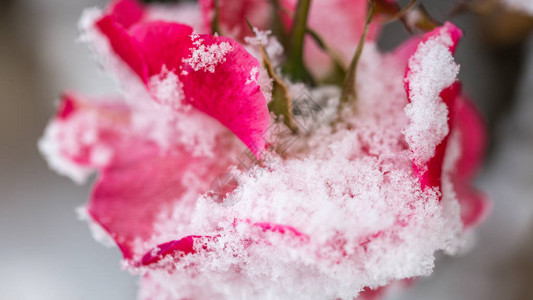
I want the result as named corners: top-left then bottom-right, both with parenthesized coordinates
top-left (0, 0), bottom-right (532, 299)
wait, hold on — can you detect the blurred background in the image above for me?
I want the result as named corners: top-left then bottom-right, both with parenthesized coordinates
top-left (0, 0), bottom-right (532, 299)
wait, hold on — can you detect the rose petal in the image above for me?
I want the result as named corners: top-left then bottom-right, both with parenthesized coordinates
top-left (181, 34), bottom-right (270, 155)
top-left (94, 17), bottom-right (269, 156)
top-left (452, 95), bottom-right (490, 228)
top-left (108, 0), bottom-right (145, 29)
top-left (95, 15), bottom-right (149, 81)
top-left (455, 96), bottom-right (487, 180)
top-left (404, 23), bottom-right (463, 191)
top-left (141, 221), bottom-right (309, 266)
top-left (44, 93), bottom-right (239, 259)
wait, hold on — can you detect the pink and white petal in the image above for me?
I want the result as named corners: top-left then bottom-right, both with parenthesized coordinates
top-left (453, 183), bottom-right (490, 229)
top-left (94, 15), bottom-right (150, 82)
top-left (412, 82), bottom-right (461, 189)
top-left (403, 23), bottom-right (463, 191)
top-left (90, 16), bottom-right (269, 156)
top-left (40, 93), bottom-right (137, 171)
top-left (451, 95), bottom-right (490, 228)
top-left (89, 148), bottom-right (228, 259)
top-left (40, 93), bottom-right (241, 259)
top-left (182, 35), bottom-right (270, 156)
top-left (139, 221), bottom-right (308, 267)
top-left (128, 21), bottom-right (195, 77)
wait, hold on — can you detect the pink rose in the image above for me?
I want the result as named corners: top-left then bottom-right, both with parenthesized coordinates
top-left (40, 0), bottom-right (489, 298)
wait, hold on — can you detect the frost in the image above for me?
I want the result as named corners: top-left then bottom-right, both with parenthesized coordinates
top-left (148, 68), bottom-right (186, 109)
top-left (38, 122), bottom-right (93, 184)
top-left (184, 41), bottom-right (233, 73)
top-left (244, 27), bottom-right (270, 46)
top-left (245, 67), bottom-right (259, 85)
top-left (404, 31), bottom-right (460, 167)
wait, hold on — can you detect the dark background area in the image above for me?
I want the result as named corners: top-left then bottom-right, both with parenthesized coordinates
top-left (1, 0), bottom-right (532, 299)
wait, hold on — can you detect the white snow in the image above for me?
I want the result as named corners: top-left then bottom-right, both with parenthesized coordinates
top-left (404, 30), bottom-right (460, 168)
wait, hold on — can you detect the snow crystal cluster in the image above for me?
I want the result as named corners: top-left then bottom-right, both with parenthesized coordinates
top-left (136, 44), bottom-right (465, 299)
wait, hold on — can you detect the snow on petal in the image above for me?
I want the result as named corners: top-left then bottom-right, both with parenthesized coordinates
top-left (181, 35), bottom-right (270, 156)
top-left (91, 14), bottom-right (270, 156)
top-left (404, 23), bottom-right (463, 189)
top-left (39, 93), bottom-right (242, 259)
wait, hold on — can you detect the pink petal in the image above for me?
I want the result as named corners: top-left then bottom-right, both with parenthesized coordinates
top-left (90, 149), bottom-right (212, 259)
top-left (48, 93), bottom-right (238, 259)
top-left (455, 96), bottom-right (487, 180)
top-left (453, 183), bottom-right (490, 229)
top-left (453, 95), bottom-right (490, 228)
top-left (128, 21), bottom-right (194, 77)
top-left (54, 92), bottom-right (137, 168)
top-left (181, 34), bottom-right (270, 155)
top-left (107, 0), bottom-right (145, 29)
top-left (141, 236), bottom-right (204, 265)
top-left (412, 82), bottom-right (461, 189)
top-left (140, 221), bottom-right (309, 266)
top-left (404, 23), bottom-right (463, 191)
top-left (94, 17), bottom-right (269, 156)
top-left (95, 15), bottom-right (149, 82)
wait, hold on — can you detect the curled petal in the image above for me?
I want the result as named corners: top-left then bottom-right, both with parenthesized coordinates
top-left (453, 96), bottom-right (490, 228)
top-left (455, 96), bottom-right (487, 180)
top-left (93, 16), bottom-right (269, 156)
top-left (453, 183), bottom-right (490, 229)
top-left (404, 23), bottom-right (463, 191)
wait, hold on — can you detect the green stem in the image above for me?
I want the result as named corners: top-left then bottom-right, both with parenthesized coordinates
top-left (339, 0), bottom-right (374, 107)
top-left (246, 19), bottom-right (298, 133)
top-left (282, 0), bottom-right (315, 85)
top-left (211, 0), bottom-right (221, 34)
